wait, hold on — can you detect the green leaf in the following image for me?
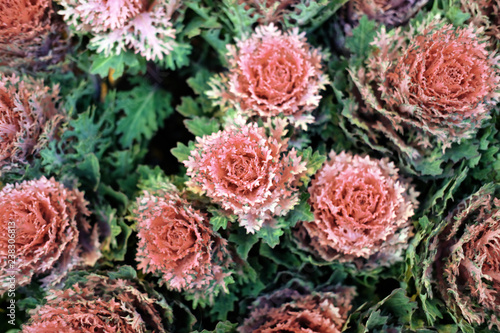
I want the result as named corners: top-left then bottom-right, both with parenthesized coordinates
top-left (90, 52), bottom-right (143, 80)
top-left (345, 16), bottom-right (378, 59)
top-left (113, 220), bottom-right (132, 261)
top-left (74, 153), bottom-right (100, 191)
top-left (219, 0), bottom-right (259, 38)
top-left (136, 165), bottom-right (174, 192)
top-left (287, 0), bottom-right (348, 31)
top-left (184, 16), bottom-right (216, 39)
top-left (98, 183), bottom-right (129, 213)
top-left (115, 83), bottom-right (174, 148)
top-left (184, 2), bottom-right (221, 39)
top-left (240, 275), bottom-right (266, 297)
top-left (419, 293), bottom-right (443, 325)
top-left (177, 97), bottom-right (203, 118)
top-left (210, 214), bottom-right (229, 231)
top-left (286, 193), bottom-right (314, 226)
top-left (99, 206), bottom-right (133, 261)
top-left (418, 216), bottom-right (432, 232)
top-left (210, 291), bottom-right (239, 321)
top-left (259, 242), bottom-right (301, 268)
top-left (436, 324), bottom-right (458, 333)
top-left (187, 68), bottom-right (213, 95)
top-left (382, 289), bottom-right (417, 323)
top-left (102, 145), bottom-right (146, 196)
top-left (16, 297), bottom-right (40, 312)
top-left (445, 7), bottom-right (470, 26)
top-left (171, 141), bottom-right (195, 163)
top-left (61, 78), bottom-right (96, 116)
top-left (474, 144), bottom-right (500, 181)
top-left (201, 29), bottom-right (231, 66)
top-left (64, 105), bottom-right (115, 159)
top-left (422, 166), bottom-right (468, 214)
top-left (229, 231), bottom-right (259, 260)
top-left (160, 41), bottom-right (192, 70)
top-left (443, 141), bottom-right (479, 163)
top-left (258, 223), bottom-right (284, 248)
top-left (39, 105), bottom-right (115, 186)
top-left (108, 265), bottom-right (137, 280)
top-left (192, 321), bottom-right (237, 333)
top-left (39, 140), bottom-right (65, 175)
top-left (299, 147), bottom-right (326, 177)
top-left (365, 310), bottom-right (389, 330)
top-left (185, 116), bottom-right (220, 136)
top-left (353, 288), bottom-right (418, 332)
top-left (413, 155), bottom-right (444, 176)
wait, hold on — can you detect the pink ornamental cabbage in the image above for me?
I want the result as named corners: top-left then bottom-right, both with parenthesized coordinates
top-left (213, 25), bottom-right (329, 130)
top-left (59, 0), bottom-right (181, 61)
top-left (428, 185), bottom-right (500, 329)
top-left (295, 151), bottom-right (417, 268)
top-left (22, 274), bottom-right (167, 333)
top-left (350, 22), bottom-right (500, 154)
top-left (135, 186), bottom-right (231, 295)
top-left (0, 75), bottom-right (64, 174)
top-left (239, 285), bottom-right (356, 333)
top-left (0, 177), bottom-right (92, 294)
top-left (184, 118), bottom-right (307, 233)
top-left (0, 0), bottom-right (69, 70)
top-left (386, 24), bottom-right (500, 147)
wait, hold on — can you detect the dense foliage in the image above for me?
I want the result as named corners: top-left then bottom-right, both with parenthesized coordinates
top-left (1, 0), bottom-right (500, 332)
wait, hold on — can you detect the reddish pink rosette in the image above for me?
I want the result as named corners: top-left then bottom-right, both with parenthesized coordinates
top-left (135, 186), bottom-right (231, 294)
top-left (295, 151), bottom-right (416, 267)
top-left (0, 177), bottom-right (91, 293)
top-left (344, 20), bottom-right (500, 176)
top-left (352, 22), bottom-right (500, 153)
top-left (0, 0), bottom-right (51, 44)
top-left (386, 24), bottom-right (499, 146)
top-left (214, 25), bottom-right (328, 129)
top-left (0, 75), bottom-right (64, 174)
top-left (22, 273), bottom-right (167, 333)
top-left (426, 185), bottom-right (500, 329)
top-left (239, 285), bottom-right (356, 333)
top-left (0, 0), bottom-right (68, 70)
top-left (184, 118), bottom-right (306, 233)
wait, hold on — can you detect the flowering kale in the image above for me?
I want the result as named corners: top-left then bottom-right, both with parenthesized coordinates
top-left (22, 272), bottom-right (168, 332)
top-left (209, 25), bottom-right (329, 130)
top-left (59, 0), bottom-right (181, 61)
top-left (239, 284), bottom-right (356, 333)
top-left (0, 75), bottom-right (64, 175)
top-left (424, 185), bottom-right (500, 330)
top-left (185, 118), bottom-right (306, 234)
top-left (5, 1), bottom-right (500, 331)
top-left (0, 0), bottom-right (69, 71)
top-left (347, 20), bottom-right (500, 175)
top-left (341, 0), bottom-right (429, 32)
top-left (387, 24), bottom-right (498, 146)
top-left (295, 151), bottom-right (417, 268)
top-left (0, 177), bottom-right (94, 293)
top-left (135, 182), bottom-right (232, 300)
